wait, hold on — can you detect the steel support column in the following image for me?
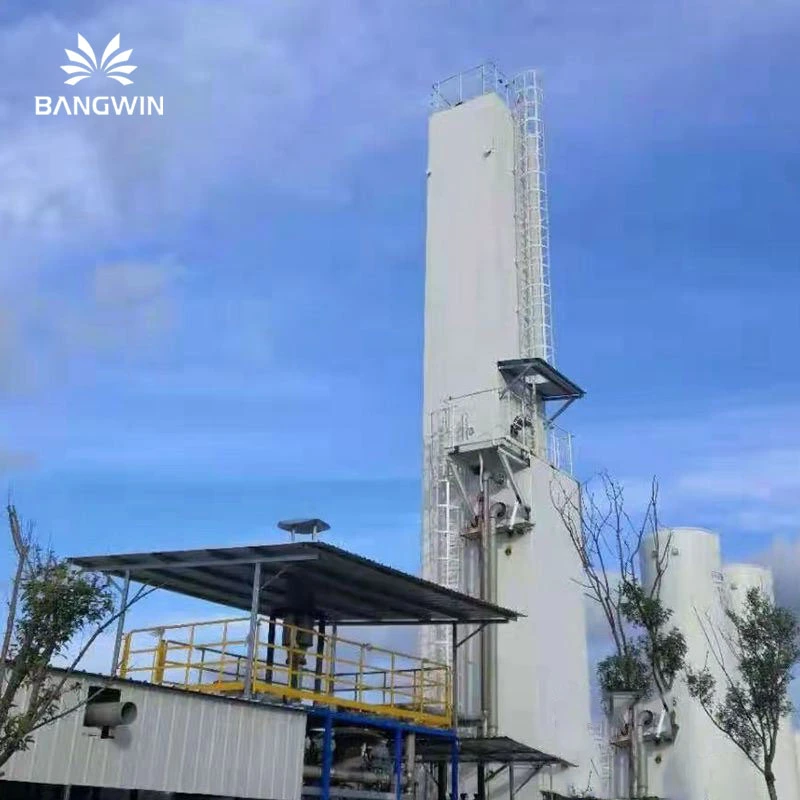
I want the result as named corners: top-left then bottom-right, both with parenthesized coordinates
top-left (406, 732), bottom-right (417, 800)
top-left (451, 622), bottom-right (458, 729)
top-left (451, 738), bottom-right (459, 800)
top-left (394, 727), bottom-right (404, 800)
top-left (244, 561), bottom-right (261, 699)
top-left (314, 620), bottom-right (326, 695)
top-left (265, 615), bottom-right (276, 683)
top-left (109, 570), bottom-right (130, 676)
top-left (438, 762), bottom-right (448, 800)
top-left (321, 709), bottom-right (334, 800)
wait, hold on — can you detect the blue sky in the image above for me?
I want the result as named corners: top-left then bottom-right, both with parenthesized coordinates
top-left (1, 0), bottom-right (799, 648)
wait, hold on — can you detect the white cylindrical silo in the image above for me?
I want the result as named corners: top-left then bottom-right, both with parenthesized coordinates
top-left (724, 564), bottom-right (799, 800)
top-left (640, 527), bottom-right (727, 800)
top-left (724, 563), bottom-right (774, 612)
top-left (641, 528), bottom-right (723, 654)
top-left (795, 732), bottom-right (800, 791)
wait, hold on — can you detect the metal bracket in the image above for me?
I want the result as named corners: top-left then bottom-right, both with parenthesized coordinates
top-left (486, 764), bottom-right (508, 783)
top-left (498, 451), bottom-right (528, 521)
top-left (456, 623), bottom-right (487, 649)
top-left (547, 396), bottom-right (575, 424)
top-left (447, 459), bottom-right (472, 513)
top-left (515, 764), bottom-right (544, 796)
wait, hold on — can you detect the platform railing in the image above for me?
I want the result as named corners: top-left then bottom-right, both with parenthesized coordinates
top-left (120, 617), bottom-right (452, 728)
top-left (436, 387), bottom-right (538, 453)
top-left (433, 388), bottom-right (574, 473)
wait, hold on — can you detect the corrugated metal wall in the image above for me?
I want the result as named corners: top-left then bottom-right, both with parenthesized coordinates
top-left (1, 671), bottom-right (305, 799)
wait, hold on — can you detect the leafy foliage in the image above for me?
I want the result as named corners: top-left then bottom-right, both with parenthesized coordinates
top-left (15, 555), bottom-right (114, 668)
top-left (686, 587), bottom-right (800, 800)
top-left (0, 512), bottom-right (118, 773)
top-left (613, 580), bottom-right (687, 700)
top-left (597, 648), bottom-right (650, 695)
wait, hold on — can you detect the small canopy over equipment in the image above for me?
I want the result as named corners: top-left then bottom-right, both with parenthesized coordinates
top-left (497, 358), bottom-right (584, 402)
top-left (415, 735), bottom-right (574, 767)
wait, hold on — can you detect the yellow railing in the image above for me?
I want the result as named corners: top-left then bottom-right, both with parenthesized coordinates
top-left (120, 617), bottom-right (453, 728)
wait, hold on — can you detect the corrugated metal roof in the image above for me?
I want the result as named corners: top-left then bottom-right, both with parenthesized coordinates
top-left (70, 541), bottom-right (519, 625)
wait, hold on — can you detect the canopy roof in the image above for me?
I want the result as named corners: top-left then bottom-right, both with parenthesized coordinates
top-left (415, 735), bottom-right (573, 766)
top-left (70, 541), bottom-right (519, 627)
top-left (497, 357), bottom-right (584, 401)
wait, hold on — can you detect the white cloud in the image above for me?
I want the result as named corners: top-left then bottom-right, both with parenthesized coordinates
top-left (758, 538), bottom-right (800, 614)
top-left (0, 125), bottom-right (114, 262)
top-left (1, 0), bottom-right (795, 267)
top-left (0, 259), bottom-right (183, 391)
top-left (0, 1), bottom-right (434, 268)
top-left (580, 403), bottom-right (800, 539)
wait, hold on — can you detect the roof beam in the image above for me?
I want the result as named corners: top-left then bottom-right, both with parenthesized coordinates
top-left (74, 552), bottom-right (319, 572)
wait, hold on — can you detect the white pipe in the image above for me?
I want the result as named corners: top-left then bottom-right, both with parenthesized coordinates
top-left (84, 701), bottom-right (137, 728)
top-left (303, 765), bottom-right (410, 787)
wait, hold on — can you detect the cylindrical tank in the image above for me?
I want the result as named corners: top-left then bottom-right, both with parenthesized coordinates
top-left (724, 563), bottom-right (774, 612)
top-left (795, 732), bottom-right (800, 790)
top-left (642, 527), bottom-right (724, 661)
top-left (640, 527), bottom-right (727, 800)
top-left (724, 564), bottom-right (799, 800)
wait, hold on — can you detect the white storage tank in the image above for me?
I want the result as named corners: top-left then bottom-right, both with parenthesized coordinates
top-left (636, 535), bottom-right (792, 800)
top-left (724, 563), bottom-right (774, 612)
top-left (724, 564), bottom-right (799, 800)
top-left (640, 528), bottom-right (752, 800)
top-left (795, 732), bottom-right (800, 790)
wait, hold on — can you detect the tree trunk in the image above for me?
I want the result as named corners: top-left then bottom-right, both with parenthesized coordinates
top-left (765, 768), bottom-right (778, 800)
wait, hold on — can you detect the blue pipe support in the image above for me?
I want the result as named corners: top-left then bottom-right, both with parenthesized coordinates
top-left (306, 707), bottom-right (456, 740)
top-left (306, 707), bottom-right (459, 800)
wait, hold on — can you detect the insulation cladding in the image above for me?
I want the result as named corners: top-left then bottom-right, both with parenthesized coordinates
top-left (1, 671), bottom-right (306, 798)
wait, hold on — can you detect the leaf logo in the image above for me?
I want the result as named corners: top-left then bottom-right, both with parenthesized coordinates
top-left (61, 34), bottom-right (137, 86)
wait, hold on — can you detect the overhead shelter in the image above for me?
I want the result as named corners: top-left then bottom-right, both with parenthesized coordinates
top-left (497, 357), bottom-right (584, 424)
top-left (69, 540), bottom-right (519, 626)
top-left (415, 735), bottom-right (573, 767)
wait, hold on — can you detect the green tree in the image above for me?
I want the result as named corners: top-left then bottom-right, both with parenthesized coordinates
top-left (0, 505), bottom-right (151, 773)
top-left (686, 587), bottom-right (799, 800)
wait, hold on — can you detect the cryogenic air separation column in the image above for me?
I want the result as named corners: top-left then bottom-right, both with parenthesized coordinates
top-left (421, 64), bottom-right (558, 666)
top-left (420, 65), bottom-right (597, 796)
top-left (421, 65), bottom-right (520, 669)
